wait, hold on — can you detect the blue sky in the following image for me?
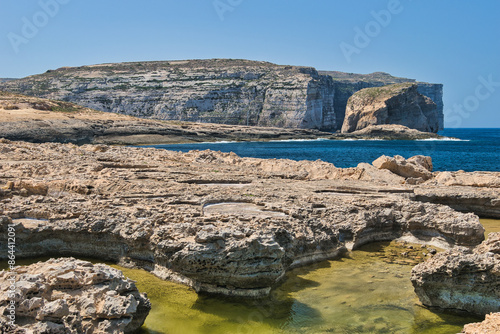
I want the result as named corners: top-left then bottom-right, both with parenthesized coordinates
top-left (1, 0), bottom-right (499, 128)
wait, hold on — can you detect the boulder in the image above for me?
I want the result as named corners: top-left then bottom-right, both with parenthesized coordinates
top-left (411, 233), bottom-right (500, 316)
top-left (0, 258), bottom-right (151, 333)
top-left (372, 155), bottom-right (433, 181)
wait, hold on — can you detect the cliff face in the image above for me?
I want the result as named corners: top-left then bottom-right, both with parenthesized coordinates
top-left (0, 60), bottom-right (443, 132)
top-left (0, 59), bottom-right (337, 131)
top-left (319, 71), bottom-right (444, 131)
top-left (341, 83), bottom-right (440, 133)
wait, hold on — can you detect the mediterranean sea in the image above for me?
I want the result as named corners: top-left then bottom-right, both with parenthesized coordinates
top-left (148, 128), bottom-right (500, 172)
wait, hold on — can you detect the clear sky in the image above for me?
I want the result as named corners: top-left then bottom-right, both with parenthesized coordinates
top-left (1, 0), bottom-right (499, 128)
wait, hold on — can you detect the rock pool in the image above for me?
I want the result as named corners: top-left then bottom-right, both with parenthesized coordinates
top-left (4, 219), bottom-right (498, 333)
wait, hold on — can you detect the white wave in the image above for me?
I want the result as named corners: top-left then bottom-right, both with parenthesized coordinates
top-left (196, 140), bottom-right (240, 144)
top-left (338, 138), bottom-right (387, 141)
top-left (416, 137), bottom-right (470, 142)
top-left (268, 138), bottom-right (330, 143)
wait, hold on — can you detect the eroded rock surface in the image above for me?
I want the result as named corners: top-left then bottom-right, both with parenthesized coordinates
top-left (0, 258), bottom-right (151, 333)
top-left (411, 233), bottom-right (500, 316)
top-left (415, 170), bottom-right (500, 218)
top-left (0, 140), bottom-right (488, 298)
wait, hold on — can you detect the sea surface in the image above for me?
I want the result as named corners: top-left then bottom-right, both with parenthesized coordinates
top-left (148, 128), bottom-right (500, 172)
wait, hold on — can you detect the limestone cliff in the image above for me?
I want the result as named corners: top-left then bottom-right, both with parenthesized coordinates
top-left (0, 60), bottom-right (443, 132)
top-left (0, 59), bottom-right (336, 130)
top-left (319, 71), bottom-right (444, 131)
top-left (341, 83), bottom-right (441, 133)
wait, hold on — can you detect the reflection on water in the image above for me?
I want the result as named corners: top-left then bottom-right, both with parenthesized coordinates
top-left (3, 219), bottom-right (497, 334)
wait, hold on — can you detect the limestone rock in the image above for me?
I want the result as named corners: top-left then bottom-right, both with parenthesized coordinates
top-left (341, 83), bottom-right (440, 133)
top-left (0, 60), bottom-right (337, 131)
top-left (372, 155), bottom-right (433, 181)
top-left (462, 313), bottom-right (500, 334)
top-left (411, 233), bottom-right (500, 315)
top-left (0, 140), bottom-right (489, 298)
top-left (0, 258), bottom-right (151, 333)
top-left (0, 61), bottom-right (444, 133)
top-left (416, 173), bottom-right (500, 218)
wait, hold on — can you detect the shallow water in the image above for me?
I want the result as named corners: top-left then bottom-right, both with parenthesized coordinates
top-left (123, 243), bottom-right (479, 334)
top-left (3, 219), bottom-right (498, 333)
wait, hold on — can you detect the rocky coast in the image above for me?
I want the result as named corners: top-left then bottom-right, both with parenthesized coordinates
top-left (0, 139), bottom-right (497, 296)
top-left (0, 59), bottom-right (444, 133)
top-left (0, 138), bottom-right (497, 331)
top-left (0, 91), bottom-right (448, 146)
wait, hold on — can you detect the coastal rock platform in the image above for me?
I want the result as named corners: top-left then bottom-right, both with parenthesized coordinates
top-left (0, 140), bottom-right (491, 298)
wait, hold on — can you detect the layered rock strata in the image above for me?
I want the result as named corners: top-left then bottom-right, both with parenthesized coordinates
top-left (0, 60), bottom-right (444, 132)
top-left (411, 233), bottom-right (500, 315)
top-left (0, 91), bottom-right (332, 145)
top-left (0, 258), bottom-right (150, 333)
top-left (0, 60), bottom-right (337, 131)
top-left (0, 140), bottom-right (488, 298)
top-left (342, 83), bottom-right (441, 133)
top-left (368, 155), bottom-right (500, 218)
top-left (416, 171), bottom-right (500, 218)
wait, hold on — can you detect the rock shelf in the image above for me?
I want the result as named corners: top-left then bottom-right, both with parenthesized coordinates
top-left (0, 140), bottom-right (495, 298)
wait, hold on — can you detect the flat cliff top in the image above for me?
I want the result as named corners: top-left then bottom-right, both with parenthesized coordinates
top-left (351, 82), bottom-right (416, 102)
top-left (319, 70), bottom-right (415, 84)
top-left (13, 59), bottom-right (315, 80)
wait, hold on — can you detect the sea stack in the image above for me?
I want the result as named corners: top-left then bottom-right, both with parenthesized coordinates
top-left (341, 83), bottom-right (442, 133)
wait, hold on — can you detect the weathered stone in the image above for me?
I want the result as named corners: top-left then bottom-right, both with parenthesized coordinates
top-left (318, 71), bottom-right (444, 130)
top-left (411, 233), bottom-right (500, 316)
top-left (0, 91), bottom-right (332, 145)
top-left (0, 258), bottom-right (151, 334)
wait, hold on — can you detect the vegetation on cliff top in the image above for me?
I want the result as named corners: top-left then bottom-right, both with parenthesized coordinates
top-left (352, 82), bottom-right (416, 102)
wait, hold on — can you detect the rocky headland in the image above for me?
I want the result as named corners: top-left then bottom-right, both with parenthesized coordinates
top-left (341, 83), bottom-right (442, 133)
top-left (319, 70), bottom-right (444, 130)
top-left (0, 258), bottom-right (150, 333)
top-left (0, 139), bottom-right (497, 300)
top-left (0, 59), bottom-right (443, 133)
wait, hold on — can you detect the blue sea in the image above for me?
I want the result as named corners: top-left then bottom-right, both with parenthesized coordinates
top-left (148, 128), bottom-right (500, 172)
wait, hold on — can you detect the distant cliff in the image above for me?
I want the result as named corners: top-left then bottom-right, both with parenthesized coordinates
top-left (319, 71), bottom-right (444, 131)
top-left (341, 83), bottom-right (441, 133)
top-left (0, 59), bottom-right (443, 132)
